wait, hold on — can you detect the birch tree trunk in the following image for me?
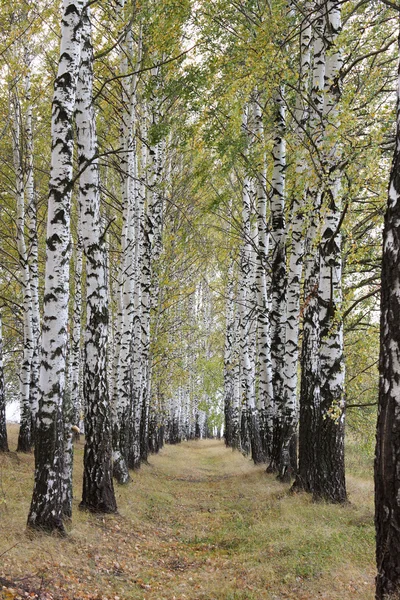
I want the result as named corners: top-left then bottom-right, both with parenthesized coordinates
top-left (117, 41), bottom-right (136, 468)
top-left (295, 0), bottom-right (326, 492)
top-left (129, 80), bottom-right (146, 471)
top-left (375, 22), bottom-right (400, 598)
top-left (62, 233), bottom-right (83, 517)
top-left (239, 105), bottom-right (264, 463)
top-left (278, 6), bottom-right (312, 482)
top-left (112, 7), bottom-right (138, 479)
top-left (253, 98), bottom-right (274, 459)
top-left (268, 89), bottom-right (287, 472)
top-left (24, 53), bottom-right (41, 441)
top-left (0, 314), bottom-right (8, 452)
top-left (70, 235), bottom-right (83, 432)
top-left (11, 92), bottom-right (34, 453)
top-left (231, 310), bottom-right (242, 450)
top-left (313, 0), bottom-right (346, 504)
top-left (27, 0), bottom-right (84, 534)
top-left (76, 7), bottom-right (117, 513)
top-left (224, 257), bottom-right (236, 448)
top-left (139, 78), bottom-right (165, 466)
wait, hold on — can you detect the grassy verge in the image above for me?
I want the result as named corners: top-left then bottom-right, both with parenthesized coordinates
top-left (0, 425), bottom-right (375, 599)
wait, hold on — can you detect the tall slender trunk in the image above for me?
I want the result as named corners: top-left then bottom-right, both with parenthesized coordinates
top-left (0, 314), bottom-right (9, 452)
top-left (238, 105), bottom-right (264, 463)
top-left (231, 309), bottom-right (242, 450)
top-left (129, 70), bottom-right (146, 470)
top-left (62, 233), bottom-right (83, 517)
top-left (117, 31), bottom-right (136, 467)
top-left (140, 79), bottom-right (165, 465)
top-left (27, 0), bottom-right (84, 535)
top-left (253, 97), bottom-right (273, 459)
top-left (11, 92), bottom-right (34, 453)
top-left (76, 7), bottom-right (117, 514)
top-left (278, 5), bottom-right (312, 482)
top-left (24, 52), bottom-right (41, 441)
top-left (268, 88), bottom-right (287, 472)
top-left (112, 7), bottom-right (138, 480)
top-left (70, 234), bottom-right (83, 431)
top-left (375, 19), bottom-right (400, 598)
top-left (295, 0), bottom-right (326, 493)
top-left (224, 257), bottom-right (236, 448)
top-left (313, 0), bottom-right (346, 504)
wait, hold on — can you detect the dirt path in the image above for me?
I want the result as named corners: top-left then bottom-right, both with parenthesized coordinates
top-left (0, 430), bottom-right (375, 600)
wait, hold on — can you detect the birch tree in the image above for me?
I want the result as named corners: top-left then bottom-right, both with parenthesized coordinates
top-left (313, 0), bottom-right (346, 504)
top-left (239, 105), bottom-right (264, 464)
top-left (24, 50), bottom-right (41, 442)
top-left (111, 3), bottom-right (136, 480)
top-left (10, 90), bottom-right (34, 453)
top-left (223, 256), bottom-right (236, 448)
top-left (375, 13), bottom-right (400, 599)
top-left (69, 235), bottom-right (83, 432)
top-left (76, 6), bottom-right (117, 514)
top-left (140, 68), bottom-right (166, 466)
top-left (27, 0), bottom-right (84, 534)
top-left (268, 89), bottom-right (287, 472)
top-left (278, 4), bottom-right (312, 482)
top-left (0, 314), bottom-right (8, 453)
top-left (295, 0), bottom-right (326, 493)
top-left (253, 97), bottom-right (274, 459)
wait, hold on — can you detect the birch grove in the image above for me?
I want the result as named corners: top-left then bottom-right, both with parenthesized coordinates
top-left (0, 8), bottom-right (397, 594)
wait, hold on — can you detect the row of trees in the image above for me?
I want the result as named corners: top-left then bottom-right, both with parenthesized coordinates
top-left (212, 0), bottom-right (389, 501)
top-left (0, 0), bottom-right (400, 596)
top-left (0, 0), bottom-right (222, 534)
top-left (222, 0), bottom-right (347, 502)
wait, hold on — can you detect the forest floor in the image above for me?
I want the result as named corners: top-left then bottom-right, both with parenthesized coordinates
top-left (0, 424), bottom-right (375, 600)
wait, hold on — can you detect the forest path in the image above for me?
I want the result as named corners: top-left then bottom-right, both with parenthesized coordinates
top-left (1, 427), bottom-right (375, 600)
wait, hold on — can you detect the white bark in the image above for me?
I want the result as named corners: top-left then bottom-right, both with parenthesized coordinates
top-left (113, 11), bottom-right (142, 475)
top-left (28, 0), bottom-right (85, 534)
top-left (24, 51), bottom-right (41, 432)
top-left (253, 98), bottom-right (273, 457)
top-left (239, 106), bottom-right (256, 420)
top-left (76, 7), bottom-right (117, 511)
top-left (314, 0), bottom-right (346, 502)
top-left (296, 0), bottom-right (326, 492)
top-left (0, 314), bottom-right (8, 452)
top-left (268, 88), bottom-right (287, 470)
top-left (224, 256), bottom-right (236, 447)
top-left (11, 91), bottom-right (34, 452)
top-left (70, 235), bottom-right (83, 429)
top-left (117, 23), bottom-right (136, 464)
top-left (279, 4), bottom-right (312, 480)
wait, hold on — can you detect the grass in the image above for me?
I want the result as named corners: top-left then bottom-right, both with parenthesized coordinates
top-left (0, 424), bottom-right (375, 599)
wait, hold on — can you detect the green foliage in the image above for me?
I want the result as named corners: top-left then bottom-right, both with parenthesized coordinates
top-left (0, 0), bottom-right (397, 452)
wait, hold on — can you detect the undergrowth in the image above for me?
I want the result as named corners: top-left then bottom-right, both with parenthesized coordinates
top-left (0, 425), bottom-right (375, 599)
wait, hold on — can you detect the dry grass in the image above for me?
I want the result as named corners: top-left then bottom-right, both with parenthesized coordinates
top-left (0, 424), bottom-right (375, 599)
